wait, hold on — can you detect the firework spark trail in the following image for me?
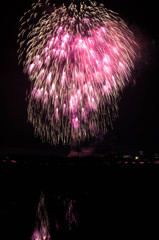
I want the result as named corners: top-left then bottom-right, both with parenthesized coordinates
top-left (18, 0), bottom-right (137, 145)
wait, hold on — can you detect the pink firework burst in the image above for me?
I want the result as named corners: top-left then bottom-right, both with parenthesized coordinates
top-left (18, 0), bottom-right (137, 145)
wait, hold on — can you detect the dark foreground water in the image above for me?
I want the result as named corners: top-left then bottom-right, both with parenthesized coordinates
top-left (1, 156), bottom-right (159, 240)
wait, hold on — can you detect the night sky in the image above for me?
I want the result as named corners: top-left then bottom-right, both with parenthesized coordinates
top-left (1, 0), bottom-right (159, 156)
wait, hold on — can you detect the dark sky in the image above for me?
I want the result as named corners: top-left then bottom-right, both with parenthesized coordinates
top-left (0, 0), bottom-right (158, 156)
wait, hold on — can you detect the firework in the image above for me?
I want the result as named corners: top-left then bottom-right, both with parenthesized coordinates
top-left (18, 0), bottom-right (137, 145)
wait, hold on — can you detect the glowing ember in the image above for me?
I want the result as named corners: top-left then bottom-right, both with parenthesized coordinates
top-left (18, 0), bottom-right (137, 145)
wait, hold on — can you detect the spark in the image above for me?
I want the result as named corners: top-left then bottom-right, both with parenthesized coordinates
top-left (18, 0), bottom-right (137, 145)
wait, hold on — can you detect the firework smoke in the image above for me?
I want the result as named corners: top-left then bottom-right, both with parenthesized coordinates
top-left (18, 0), bottom-right (137, 145)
